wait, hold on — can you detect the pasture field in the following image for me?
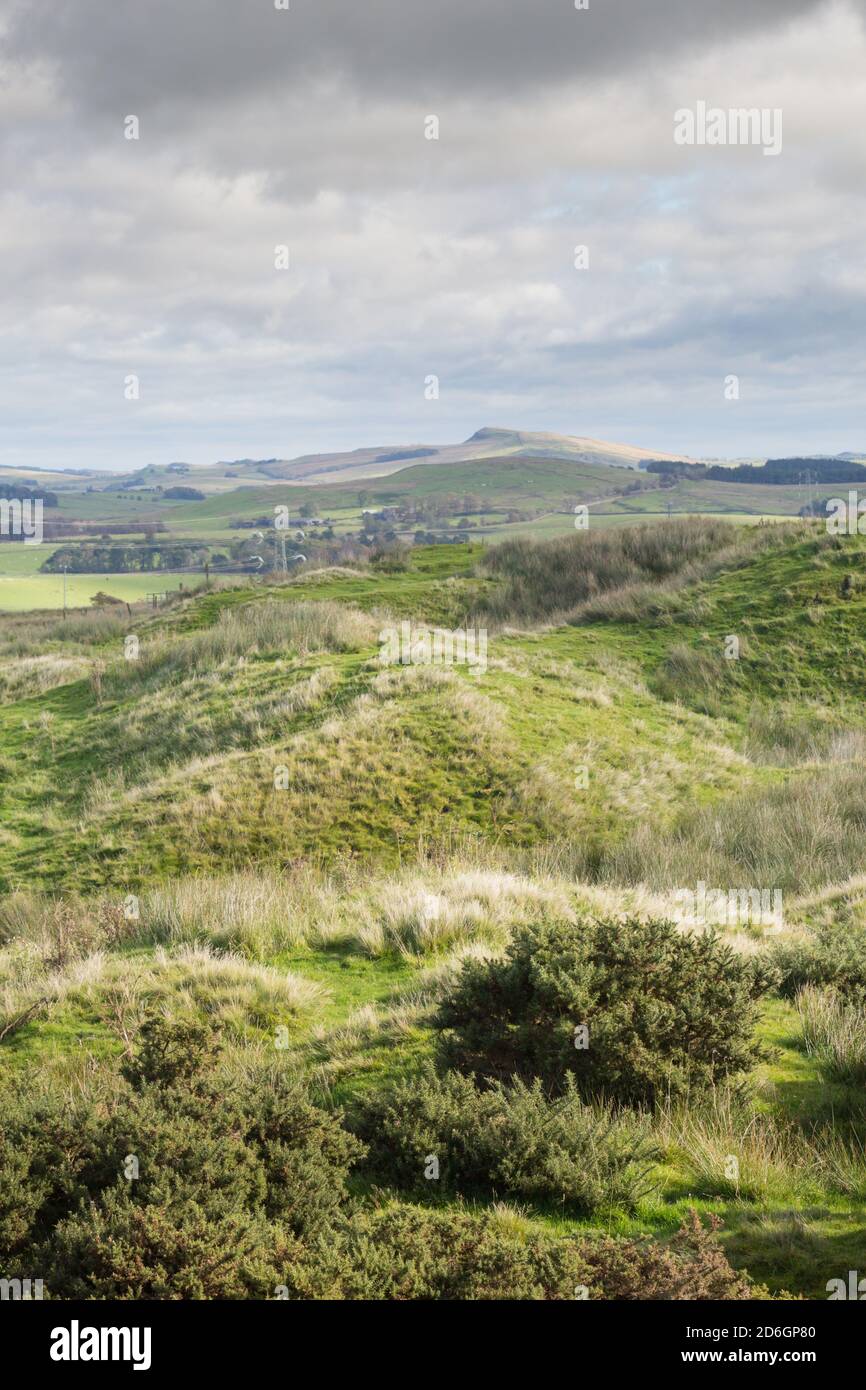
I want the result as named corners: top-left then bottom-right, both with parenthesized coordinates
top-left (0, 543), bottom-right (192, 611)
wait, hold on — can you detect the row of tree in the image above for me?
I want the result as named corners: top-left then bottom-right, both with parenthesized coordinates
top-left (41, 543), bottom-right (217, 573)
top-left (0, 483), bottom-right (58, 505)
top-left (646, 457), bottom-right (866, 485)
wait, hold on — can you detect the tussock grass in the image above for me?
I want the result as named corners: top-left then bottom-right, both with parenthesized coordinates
top-left (656, 1087), bottom-right (814, 1203)
top-left (0, 654), bottom-right (90, 701)
top-left (651, 641), bottom-right (744, 710)
top-left (744, 707), bottom-right (866, 767)
top-left (356, 867), bottom-right (574, 958)
top-left (0, 932), bottom-right (324, 1044)
top-left (148, 943), bottom-right (324, 1019)
top-left (606, 764), bottom-right (866, 896)
top-left (285, 566), bottom-right (368, 584)
top-left (138, 871), bottom-right (312, 955)
top-left (786, 874), bottom-right (866, 934)
top-left (480, 518), bottom-right (780, 624)
top-left (813, 1132), bottom-right (866, 1200)
top-left (105, 600), bottom-right (378, 690)
top-left (0, 856), bottom-right (586, 966)
top-left (133, 862), bottom-right (575, 960)
top-left (0, 605), bottom-right (134, 664)
top-left (796, 985), bottom-right (866, 1085)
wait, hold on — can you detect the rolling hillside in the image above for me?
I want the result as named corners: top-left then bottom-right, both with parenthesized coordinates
top-left (4, 520), bottom-right (866, 1298)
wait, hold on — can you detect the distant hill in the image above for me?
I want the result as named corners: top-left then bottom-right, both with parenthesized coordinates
top-left (231, 427), bottom-right (693, 485)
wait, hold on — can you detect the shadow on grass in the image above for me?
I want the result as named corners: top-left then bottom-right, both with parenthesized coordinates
top-left (720, 1205), bottom-right (866, 1299)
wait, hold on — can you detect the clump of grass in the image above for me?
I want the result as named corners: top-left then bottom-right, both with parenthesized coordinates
top-left (137, 871), bottom-right (312, 955)
top-left (656, 1086), bottom-right (814, 1203)
top-left (480, 518), bottom-right (798, 627)
top-left (606, 764), bottom-right (866, 895)
top-left (130, 862), bottom-right (575, 961)
top-left (796, 985), bottom-right (866, 1085)
top-left (105, 600), bottom-right (378, 690)
top-left (744, 706), bottom-right (866, 767)
top-left (356, 866), bottom-right (574, 958)
top-left (0, 654), bottom-right (90, 701)
top-left (650, 641), bottom-right (744, 710)
top-left (0, 894), bottom-right (132, 962)
top-left (813, 1131), bottom-right (866, 1200)
top-left (480, 517), bottom-right (740, 623)
top-left (41, 608), bottom-right (132, 646)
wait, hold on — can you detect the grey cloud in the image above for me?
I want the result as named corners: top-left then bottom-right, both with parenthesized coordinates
top-left (4, 0), bottom-right (835, 116)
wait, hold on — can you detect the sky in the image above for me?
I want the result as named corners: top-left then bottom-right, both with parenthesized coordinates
top-left (1, 0), bottom-right (865, 471)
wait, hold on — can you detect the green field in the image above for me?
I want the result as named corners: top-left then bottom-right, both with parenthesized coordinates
top-left (0, 545), bottom-right (192, 611)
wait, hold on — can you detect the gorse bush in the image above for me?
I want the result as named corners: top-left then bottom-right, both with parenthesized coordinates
top-left (0, 1013), bottom-right (365, 1294)
top-left (575, 1210), bottom-right (759, 1301)
top-left (434, 916), bottom-right (774, 1106)
top-left (353, 1066), bottom-right (659, 1213)
top-left (121, 1013), bottom-right (221, 1090)
top-left (281, 1205), bottom-right (758, 1301)
top-left (0, 1010), bottom-right (758, 1299)
top-left (284, 1203), bottom-right (591, 1300)
top-left (771, 923), bottom-right (866, 1004)
top-left (42, 1190), bottom-right (303, 1301)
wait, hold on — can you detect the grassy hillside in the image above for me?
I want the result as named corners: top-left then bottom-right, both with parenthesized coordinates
top-left (4, 519), bottom-right (866, 1299)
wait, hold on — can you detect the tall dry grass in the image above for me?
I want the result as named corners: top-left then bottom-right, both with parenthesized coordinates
top-left (655, 1086), bottom-right (816, 1202)
top-left (605, 764), bottom-right (866, 896)
top-left (797, 985), bottom-right (866, 1085)
top-left (479, 518), bottom-right (782, 624)
top-left (105, 599), bottom-right (378, 689)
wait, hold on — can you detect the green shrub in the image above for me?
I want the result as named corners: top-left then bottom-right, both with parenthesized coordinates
top-left (235, 1065), bottom-right (365, 1231)
top-left (434, 916), bottom-right (773, 1106)
top-left (772, 924), bottom-right (866, 1005)
top-left (281, 1205), bottom-right (757, 1301)
top-left (353, 1066), bottom-right (658, 1213)
top-left (575, 1210), bottom-right (760, 1300)
top-left (121, 1012), bottom-right (221, 1090)
top-left (283, 1204), bottom-right (598, 1300)
top-left (0, 1085), bottom-right (112, 1260)
top-left (0, 1056), bottom-right (364, 1270)
top-left (40, 1199), bottom-right (760, 1301)
top-left (42, 1190), bottom-right (301, 1300)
